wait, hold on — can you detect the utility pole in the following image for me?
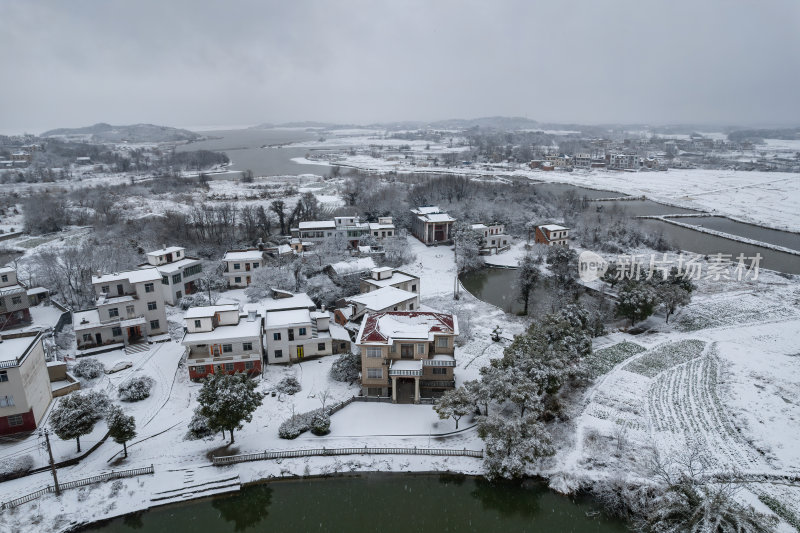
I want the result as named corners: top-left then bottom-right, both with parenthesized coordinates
top-left (41, 429), bottom-right (60, 495)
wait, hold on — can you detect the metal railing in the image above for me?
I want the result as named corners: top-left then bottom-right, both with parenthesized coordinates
top-left (422, 359), bottom-right (456, 367)
top-left (0, 464), bottom-right (154, 510)
top-left (212, 447), bottom-right (483, 466)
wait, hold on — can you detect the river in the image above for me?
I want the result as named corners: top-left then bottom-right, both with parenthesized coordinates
top-left (84, 474), bottom-right (625, 533)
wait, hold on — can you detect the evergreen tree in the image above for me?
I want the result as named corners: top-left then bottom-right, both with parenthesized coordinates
top-left (107, 405), bottom-right (137, 458)
top-left (616, 281), bottom-right (659, 326)
top-left (478, 414), bottom-right (554, 479)
top-left (197, 372), bottom-right (264, 444)
top-left (434, 387), bottom-right (474, 429)
top-left (50, 391), bottom-right (109, 453)
top-left (515, 253), bottom-right (540, 315)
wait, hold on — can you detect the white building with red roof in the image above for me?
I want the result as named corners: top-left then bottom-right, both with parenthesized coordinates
top-left (355, 311), bottom-right (458, 403)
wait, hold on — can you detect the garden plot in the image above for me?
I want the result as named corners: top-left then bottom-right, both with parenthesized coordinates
top-left (648, 344), bottom-right (768, 473)
top-left (626, 339), bottom-right (706, 377)
top-left (583, 341), bottom-right (646, 379)
top-left (675, 291), bottom-right (798, 332)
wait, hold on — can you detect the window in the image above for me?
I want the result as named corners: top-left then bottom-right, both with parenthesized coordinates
top-left (126, 305), bottom-right (135, 315)
top-left (317, 343), bottom-right (325, 351)
top-left (176, 291), bottom-right (182, 300)
top-left (245, 361), bottom-right (255, 370)
top-left (235, 277), bottom-right (242, 283)
top-left (147, 301), bottom-right (157, 311)
top-left (367, 387), bottom-right (382, 396)
top-left (390, 343), bottom-right (397, 353)
top-left (437, 337), bottom-right (449, 348)
top-left (112, 327), bottom-right (122, 337)
top-left (144, 283), bottom-right (154, 293)
top-left (224, 363), bottom-right (234, 371)
top-left (0, 371), bottom-right (7, 382)
top-left (162, 276), bottom-right (169, 285)
top-left (7, 414), bottom-right (23, 427)
top-left (102, 285), bottom-right (110, 293)
top-left (233, 263), bottom-right (241, 270)
top-left (411, 284), bottom-right (417, 292)
top-left (417, 343), bottom-right (425, 354)
top-left (409, 303), bottom-right (414, 310)
top-left (299, 327), bottom-right (306, 336)
top-left (340, 342), bottom-right (346, 349)
top-left (184, 264), bottom-right (202, 277)
top-left (366, 347), bottom-right (382, 358)
top-left (150, 320), bottom-right (160, 330)
top-left (0, 275), bottom-right (6, 282)
top-left (243, 342), bottom-right (253, 351)
top-left (172, 273), bottom-right (182, 284)
top-left (194, 319), bottom-right (202, 328)
top-left (274, 350), bottom-right (283, 358)
top-left (433, 367), bottom-right (447, 375)
top-left (0, 395), bottom-right (15, 407)
top-left (83, 334), bottom-right (92, 342)
top-left (367, 368), bottom-right (382, 379)
top-left (222, 344), bottom-right (232, 353)
top-left (11, 296), bottom-right (21, 305)
top-left (252, 263), bottom-right (259, 269)
top-left (108, 307), bottom-right (119, 318)
top-left (273, 332), bottom-right (281, 341)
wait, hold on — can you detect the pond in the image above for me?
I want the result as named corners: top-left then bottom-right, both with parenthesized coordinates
top-left (664, 216), bottom-right (800, 252)
top-left (85, 474), bottom-right (626, 533)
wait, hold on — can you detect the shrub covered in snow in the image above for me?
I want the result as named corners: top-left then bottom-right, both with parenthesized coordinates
top-left (310, 412), bottom-right (331, 436)
top-left (118, 376), bottom-right (155, 402)
top-left (0, 454), bottom-right (34, 482)
top-left (330, 353), bottom-right (360, 383)
top-left (185, 407), bottom-right (214, 440)
top-left (179, 293), bottom-right (210, 310)
top-left (73, 358), bottom-right (105, 379)
top-left (277, 376), bottom-right (301, 395)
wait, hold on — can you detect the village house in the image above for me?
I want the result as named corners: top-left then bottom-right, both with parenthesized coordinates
top-left (0, 332), bottom-right (53, 435)
top-left (292, 216), bottom-right (396, 249)
top-left (324, 257), bottom-right (377, 284)
top-left (72, 268), bottom-right (168, 354)
top-left (336, 286), bottom-right (420, 325)
top-left (0, 266), bottom-right (32, 329)
top-left (608, 152), bottom-right (640, 170)
top-left (359, 267), bottom-right (420, 295)
top-left (181, 305), bottom-right (263, 380)
top-left (471, 223), bottom-right (511, 255)
top-left (222, 249), bottom-right (264, 288)
top-left (139, 246), bottom-right (203, 306)
top-left (356, 311), bottom-right (459, 403)
top-left (573, 153), bottom-right (592, 169)
top-left (534, 224), bottom-right (570, 246)
top-left (410, 206), bottom-right (456, 245)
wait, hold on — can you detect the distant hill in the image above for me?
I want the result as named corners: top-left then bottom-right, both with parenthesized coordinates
top-left (40, 123), bottom-right (201, 142)
top-left (427, 116), bottom-right (540, 130)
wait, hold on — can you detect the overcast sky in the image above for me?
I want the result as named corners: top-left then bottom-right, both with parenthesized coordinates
top-left (1, 0), bottom-right (799, 134)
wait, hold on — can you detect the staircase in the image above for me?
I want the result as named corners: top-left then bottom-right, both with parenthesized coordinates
top-left (150, 470), bottom-right (241, 505)
top-left (311, 318), bottom-right (319, 337)
top-left (125, 343), bottom-right (150, 355)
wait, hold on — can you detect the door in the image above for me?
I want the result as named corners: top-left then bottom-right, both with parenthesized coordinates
top-left (116, 284), bottom-right (124, 296)
top-left (401, 344), bottom-right (414, 359)
top-left (288, 328), bottom-right (295, 341)
top-left (95, 333), bottom-right (102, 345)
top-left (297, 346), bottom-right (304, 359)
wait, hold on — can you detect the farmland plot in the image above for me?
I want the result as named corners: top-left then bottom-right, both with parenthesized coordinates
top-left (675, 292), bottom-right (798, 332)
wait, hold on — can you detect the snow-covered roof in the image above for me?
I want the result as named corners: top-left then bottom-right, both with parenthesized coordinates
top-left (372, 267), bottom-right (393, 274)
top-left (328, 321), bottom-right (351, 342)
top-left (26, 287), bottom-right (49, 296)
top-left (182, 319), bottom-right (261, 344)
top-left (223, 250), bottom-right (263, 261)
top-left (0, 333), bottom-right (41, 365)
top-left (0, 284), bottom-right (26, 297)
top-left (471, 223), bottom-right (488, 230)
top-left (421, 213), bottom-right (456, 223)
top-left (93, 268), bottom-right (162, 285)
top-left (265, 309), bottom-right (311, 328)
top-left (298, 220), bottom-right (336, 230)
top-left (368, 222), bottom-right (395, 230)
top-left (347, 287), bottom-right (417, 311)
top-left (540, 224), bottom-right (569, 232)
top-left (391, 360), bottom-right (422, 372)
top-left (0, 266), bottom-right (14, 275)
top-left (72, 309), bottom-right (102, 331)
top-left (146, 246), bottom-right (184, 258)
top-left (185, 304), bottom-right (240, 319)
top-left (356, 311), bottom-right (459, 345)
top-left (260, 293), bottom-right (315, 312)
top-left (362, 270), bottom-right (418, 289)
top-left (151, 257), bottom-right (201, 274)
top-left (411, 206), bottom-right (443, 215)
top-left (328, 257), bottom-right (376, 275)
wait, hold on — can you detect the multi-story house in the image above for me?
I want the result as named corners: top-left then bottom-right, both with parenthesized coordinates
top-left (0, 331), bottom-right (53, 435)
top-left (410, 206), bottom-right (456, 245)
top-left (356, 311), bottom-right (459, 403)
top-left (0, 266), bottom-right (31, 329)
top-left (573, 154), bottom-right (592, 169)
top-left (359, 267), bottom-right (420, 295)
top-left (222, 249), bottom-right (265, 288)
top-left (182, 305), bottom-right (263, 380)
top-left (534, 224), bottom-right (570, 246)
top-left (264, 308), bottom-right (335, 364)
top-left (368, 217), bottom-right (396, 239)
top-left (608, 152), bottom-right (639, 170)
top-left (292, 216), bottom-right (396, 249)
top-left (73, 268), bottom-right (168, 353)
top-left (140, 246), bottom-right (203, 306)
top-left (471, 223), bottom-right (511, 255)
top-left (336, 286), bottom-right (419, 325)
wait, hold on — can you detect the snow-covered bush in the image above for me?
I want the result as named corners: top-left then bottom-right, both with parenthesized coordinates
top-left (310, 412), bottom-right (331, 436)
top-left (179, 293), bottom-right (210, 310)
top-left (278, 413), bottom-right (313, 439)
top-left (73, 358), bottom-right (105, 379)
top-left (330, 353), bottom-right (360, 383)
top-left (0, 454), bottom-right (34, 482)
top-left (185, 408), bottom-right (214, 440)
top-left (118, 376), bottom-right (155, 402)
top-left (277, 376), bottom-right (301, 395)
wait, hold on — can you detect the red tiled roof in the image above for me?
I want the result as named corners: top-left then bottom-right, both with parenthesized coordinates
top-left (360, 311), bottom-right (456, 343)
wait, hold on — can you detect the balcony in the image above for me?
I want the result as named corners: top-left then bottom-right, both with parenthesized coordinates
top-left (420, 380), bottom-right (455, 388)
top-left (388, 360), bottom-right (422, 377)
top-left (422, 357), bottom-right (456, 368)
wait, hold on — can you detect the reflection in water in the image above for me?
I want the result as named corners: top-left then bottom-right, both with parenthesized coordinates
top-left (212, 485), bottom-right (273, 532)
top-left (470, 478), bottom-right (541, 518)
